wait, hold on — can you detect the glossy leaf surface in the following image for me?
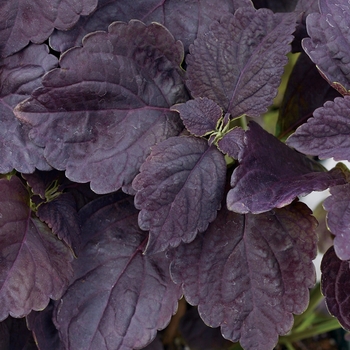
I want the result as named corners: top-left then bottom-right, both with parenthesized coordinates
top-left (0, 0), bottom-right (98, 57)
top-left (133, 136), bottom-right (226, 254)
top-left (321, 246), bottom-right (350, 330)
top-left (49, 0), bottom-right (253, 53)
top-left (227, 122), bottom-right (346, 214)
top-left (0, 44), bottom-right (57, 173)
top-left (54, 193), bottom-right (181, 350)
top-left (287, 96), bottom-right (350, 161)
top-left (15, 20), bottom-right (187, 194)
top-left (186, 8), bottom-right (296, 118)
top-left (170, 202), bottom-right (317, 350)
top-left (0, 176), bottom-right (73, 321)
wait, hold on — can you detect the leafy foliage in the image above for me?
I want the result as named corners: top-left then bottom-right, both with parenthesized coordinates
top-left (2, 0), bottom-right (350, 349)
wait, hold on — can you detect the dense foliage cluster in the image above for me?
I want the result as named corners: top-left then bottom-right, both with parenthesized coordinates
top-left (1, 0), bottom-right (350, 349)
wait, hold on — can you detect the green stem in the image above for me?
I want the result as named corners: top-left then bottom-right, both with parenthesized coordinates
top-left (284, 341), bottom-right (296, 350)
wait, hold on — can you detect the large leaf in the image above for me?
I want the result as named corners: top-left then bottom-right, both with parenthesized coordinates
top-left (133, 136), bottom-right (226, 254)
top-left (227, 122), bottom-right (346, 214)
top-left (15, 20), bottom-right (187, 194)
top-left (54, 192), bottom-right (181, 350)
top-left (170, 202), bottom-right (317, 350)
top-left (0, 176), bottom-right (73, 321)
top-left (0, 0), bottom-right (98, 57)
top-left (277, 52), bottom-right (341, 139)
top-left (0, 44), bottom-right (57, 173)
top-left (321, 246), bottom-right (350, 330)
top-left (287, 96), bottom-right (350, 161)
top-left (302, 0), bottom-right (350, 94)
top-left (323, 183), bottom-right (350, 260)
top-left (186, 7), bottom-right (296, 119)
top-left (49, 0), bottom-right (253, 53)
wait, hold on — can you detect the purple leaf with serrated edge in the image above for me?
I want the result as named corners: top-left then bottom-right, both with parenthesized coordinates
top-left (171, 98), bottom-right (223, 136)
top-left (37, 193), bottom-right (81, 255)
top-left (321, 246), bottom-right (350, 330)
top-left (15, 20), bottom-right (187, 194)
top-left (0, 44), bottom-right (57, 173)
top-left (133, 136), bottom-right (226, 254)
top-left (54, 192), bottom-right (181, 350)
top-left (50, 0), bottom-right (253, 53)
top-left (0, 0), bottom-right (97, 57)
top-left (27, 301), bottom-right (64, 350)
top-left (186, 8), bottom-right (296, 119)
top-left (228, 122), bottom-right (346, 214)
top-left (302, 0), bottom-right (350, 94)
top-left (323, 183), bottom-right (350, 260)
top-left (170, 202), bottom-right (317, 350)
top-left (277, 52), bottom-right (341, 139)
top-left (0, 176), bottom-right (73, 321)
top-left (217, 127), bottom-right (245, 159)
top-left (287, 96), bottom-right (350, 160)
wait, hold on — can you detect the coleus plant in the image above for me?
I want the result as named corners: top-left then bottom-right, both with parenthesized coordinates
top-left (1, 0), bottom-right (350, 349)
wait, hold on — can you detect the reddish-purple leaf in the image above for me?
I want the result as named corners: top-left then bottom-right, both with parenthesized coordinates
top-left (323, 183), bottom-right (350, 260)
top-left (287, 96), bottom-right (350, 161)
top-left (186, 8), bottom-right (296, 118)
top-left (49, 0), bottom-right (253, 53)
top-left (54, 193), bottom-right (181, 350)
top-left (133, 136), bottom-right (226, 254)
top-left (321, 246), bottom-right (350, 330)
top-left (171, 98), bottom-right (223, 136)
top-left (227, 122), bottom-right (346, 214)
top-left (302, 0), bottom-right (350, 94)
top-left (217, 127), bottom-right (245, 159)
top-left (0, 0), bottom-right (98, 57)
top-left (0, 44), bottom-right (57, 173)
top-left (37, 193), bottom-right (81, 255)
top-left (0, 176), bottom-right (73, 321)
top-left (277, 52), bottom-right (341, 139)
top-left (15, 20), bottom-right (187, 194)
top-left (170, 202), bottom-right (317, 350)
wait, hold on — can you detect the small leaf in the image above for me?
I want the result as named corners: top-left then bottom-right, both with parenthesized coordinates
top-left (186, 8), bottom-right (296, 118)
top-left (0, 0), bottom-right (98, 57)
top-left (133, 136), bottom-right (226, 254)
top-left (287, 96), bottom-right (350, 161)
top-left (217, 127), bottom-right (245, 159)
top-left (324, 183), bottom-right (350, 260)
top-left (227, 122), bottom-right (346, 214)
top-left (170, 202), bottom-right (317, 350)
top-left (171, 98), bottom-right (223, 136)
top-left (0, 176), bottom-right (73, 321)
top-left (54, 193), bottom-right (181, 350)
top-left (15, 20), bottom-right (187, 194)
top-left (321, 246), bottom-right (350, 330)
top-left (302, 0), bottom-right (350, 94)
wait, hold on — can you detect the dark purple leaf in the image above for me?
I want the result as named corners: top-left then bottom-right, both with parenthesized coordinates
top-left (217, 127), bottom-right (245, 159)
top-left (54, 193), bottom-right (181, 350)
top-left (171, 98), bottom-right (223, 136)
top-left (37, 193), bottom-right (81, 255)
top-left (133, 136), bottom-right (226, 254)
top-left (252, 0), bottom-right (298, 12)
top-left (287, 96), bottom-right (350, 161)
top-left (321, 246), bottom-right (350, 330)
top-left (323, 183), bottom-right (350, 260)
top-left (227, 122), bottom-right (346, 214)
top-left (15, 20), bottom-right (187, 194)
top-left (277, 52), bottom-right (341, 139)
top-left (186, 8), bottom-right (296, 119)
top-left (0, 0), bottom-right (98, 57)
top-left (170, 202), bottom-right (317, 350)
top-left (302, 0), bottom-right (350, 94)
top-left (179, 308), bottom-right (232, 350)
top-left (27, 301), bottom-right (64, 350)
top-left (0, 176), bottom-right (73, 321)
top-left (49, 0), bottom-right (253, 53)
top-left (0, 44), bottom-right (57, 173)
